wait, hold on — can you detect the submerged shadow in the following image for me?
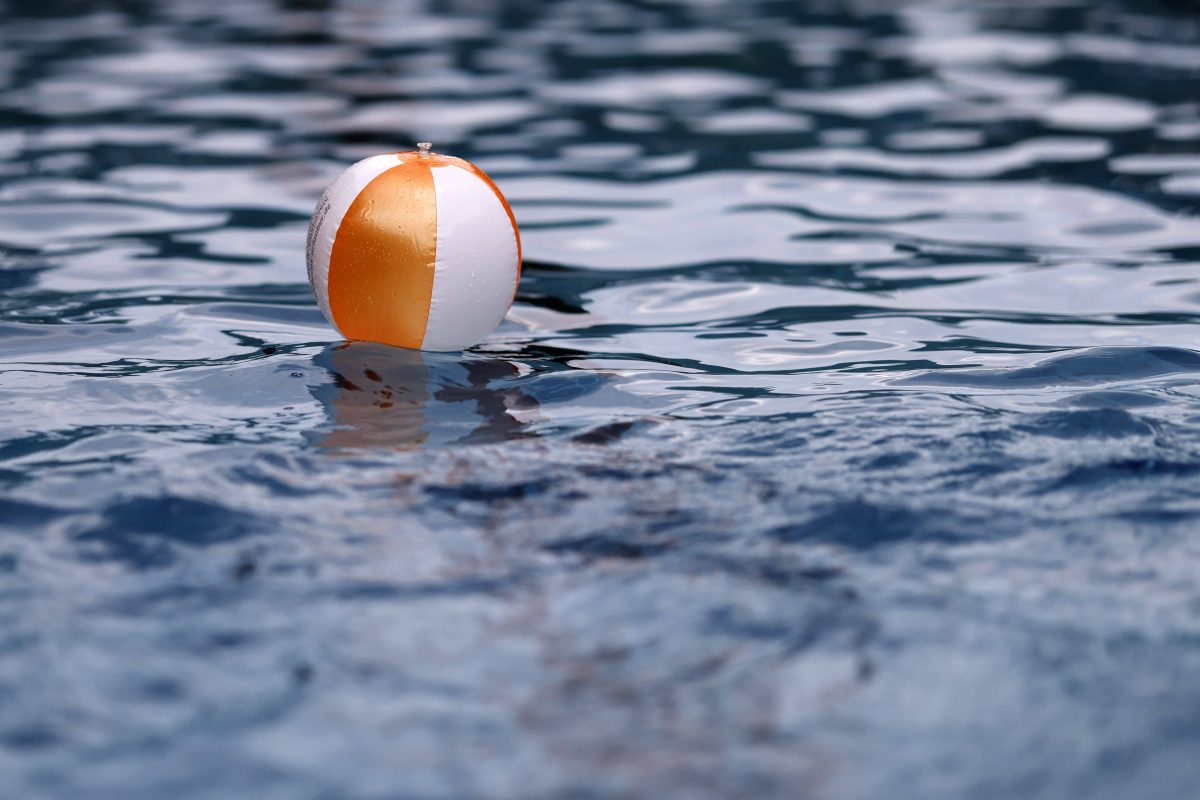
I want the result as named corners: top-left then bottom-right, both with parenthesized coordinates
top-left (308, 341), bottom-right (540, 452)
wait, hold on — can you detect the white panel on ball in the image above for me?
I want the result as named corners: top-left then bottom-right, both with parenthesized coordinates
top-left (422, 164), bottom-right (520, 352)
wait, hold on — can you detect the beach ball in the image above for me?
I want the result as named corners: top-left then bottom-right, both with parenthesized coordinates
top-left (306, 144), bottom-right (521, 352)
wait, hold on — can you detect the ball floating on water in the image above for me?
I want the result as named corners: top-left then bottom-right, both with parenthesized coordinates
top-left (306, 144), bottom-right (521, 352)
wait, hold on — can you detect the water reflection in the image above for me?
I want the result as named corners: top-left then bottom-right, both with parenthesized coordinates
top-left (310, 341), bottom-right (538, 451)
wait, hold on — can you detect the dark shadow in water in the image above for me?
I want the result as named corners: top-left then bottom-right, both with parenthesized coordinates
top-left (308, 341), bottom-right (540, 452)
top-left (72, 496), bottom-right (265, 569)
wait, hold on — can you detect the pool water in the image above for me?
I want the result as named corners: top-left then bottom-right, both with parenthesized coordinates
top-left (2, 0), bottom-right (1200, 797)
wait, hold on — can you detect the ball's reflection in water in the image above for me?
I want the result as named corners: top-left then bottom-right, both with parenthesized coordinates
top-left (310, 341), bottom-right (538, 451)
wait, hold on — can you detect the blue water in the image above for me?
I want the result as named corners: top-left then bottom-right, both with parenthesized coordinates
top-left (3, 0), bottom-right (1200, 797)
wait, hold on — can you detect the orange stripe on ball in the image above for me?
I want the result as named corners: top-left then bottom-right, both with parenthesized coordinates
top-left (328, 156), bottom-right (438, 350)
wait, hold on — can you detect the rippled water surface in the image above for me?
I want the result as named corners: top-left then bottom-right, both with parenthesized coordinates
top-left (3, 0), bottom-right (1200, 797)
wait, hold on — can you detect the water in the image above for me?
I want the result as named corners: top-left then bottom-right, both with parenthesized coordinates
top-left (2, 0), bottom-right (1200, 797)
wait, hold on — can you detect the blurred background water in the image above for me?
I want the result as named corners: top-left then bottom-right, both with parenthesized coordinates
top-left (2, 0), bottom-right (1200, 797)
